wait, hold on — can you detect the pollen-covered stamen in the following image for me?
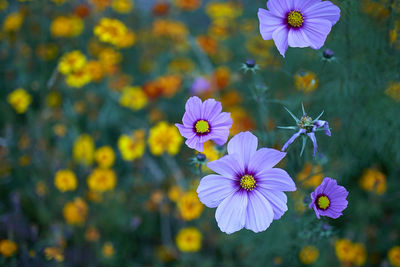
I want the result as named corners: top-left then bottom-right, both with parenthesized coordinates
top-left (287, 10), bottom-right (304, 28)
top-left (298, 115), bottom-right (314, 133)
top-left (194, 120), bottom-right (210, 134)
top-left (316, 195), bottom-right (330, 210)
top-left (240, 174), bottom-right (256, 191)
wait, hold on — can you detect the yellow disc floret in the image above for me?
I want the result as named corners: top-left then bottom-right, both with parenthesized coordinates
top-left (195, 120), bottom-right (210, 134)
top-left (287, 10), bottom-right (304, 28)
top-left (240, 174), bottom-right (256, 191)
top-left (317, 195), bottom-right (330, 210)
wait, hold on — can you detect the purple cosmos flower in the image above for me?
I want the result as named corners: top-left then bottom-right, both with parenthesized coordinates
top-left (197, 131), bottom-right (296, 234)
top-left (175, 96), bottom-right (233, 152)
top-left (190, 77), bottom-right (211, 95)
top-left (280, 106), bottom-right (331, 156)
top-left (258, 0), bottom-right (341, 57)
top-left (309, 177), bottom-right (348, 219)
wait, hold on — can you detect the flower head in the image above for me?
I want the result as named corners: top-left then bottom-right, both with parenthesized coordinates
top-left (258, 0), bottom-right (341, 57)
top-left (280, 105), bottom-right (331, 156)
top-left (309, 177), bottom-right (348, 219)
top-left (149, 122), bottom-right (183, 155)
top-left (197, 131), bottom-right (296, 234)
top-left (54, 169), bottom-right (78, 192)
top-left (175, 227), bottom-right (202, 253)
top-left (7, 88), bottom-right (32, 114)
top-left (176, 96), bottom-right (232, 152)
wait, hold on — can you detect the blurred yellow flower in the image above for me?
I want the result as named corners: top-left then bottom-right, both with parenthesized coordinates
top-left (45, 91), bottom-right (62, 108)
top-left (58, 50), bottom-right (87, 75)
top-left (102, 242), bottom-right (115, 258)
top-left (152, 19), bottom-right (188, 41)
top-left (359, 168), bottom-right (386, 195)
top-left (7, 88), bottom-right (32, 114)
top-left (148, 121), bottom-right (182, 156)
top-left (335, 239), bottom-right (355, 263)
top-left (168, 185), bottom-right (182, 202)
top-left (50, 16), bottom-right (83, 38)
top-left (112, 0), bottom-right (133, 13)
top-left (0, 0), bottom-right (8, 11)
top-left (118, 130), bottom-right (146, 161)
top-left (202, 141), bottom-right (221, 162)
top-left (63, 198), bottom-right (88, 225)
top-left (44, 247), bottom-right (64, 262)
top-left (385, 81), bottom-right (400, 102)
top-left (298, 246), bottom-right (319, 265)
top-left (292, 190), bottom-right (307, 214)
top-left (87, 168), bottom-right (117, 192)
top-left (175, 227), bottom-right (202, 253)
top-left (119, 86), bottom-right (148, 111)
top-left (54, 169), bottom-right (78, 192)
top-left (205, 2), bottom-right (242, 20)
top-left (53, 124), bottom-right (67, 138)
top-left (35, 180), bottom-right (48, 196)
top-left (85, 60), bottom-right (104, 82)
top-left (294, 71), bottom-right (318, 93)
top-left (85, 226), bottom-right (100, 242)
top-left (297, 163), bottom-right (324, 188)
top-left (95, 146), bottom-right (115, 168)
top-left (0, 239), bottom-right (17, 257)
top-left (177, 191), bottom-right (204, 221)
top-left (2, 12), bottom-right (23, 32)
top-left (167, 58), bottom-right (194, 74)
top-left (352, 243), bottom-right (367, 266)
top-left (73, 134), bottom-right (95, 166)
top-left (388, 246), bottom-right (400, 267)
top-left (65, 65), bottom-right (92, 88)
top-left (94, 18), bottom-right (135, 47)
top-left (89, 0), bottom-right (111, 10)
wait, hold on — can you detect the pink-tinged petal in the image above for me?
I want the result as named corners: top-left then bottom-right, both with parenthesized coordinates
top-left (185, 96), bottom-right (203, 120)
top-left (211, 112), bottom-right (233, 127)
top-left (257, 168), bottom-right (297, 191)
top-left (185, 136), bottom-right (204, 152)
top-left (288, 28), bottom-right (311, 47)
top-left (258, 8), bottom-right (285, 40)
top-left (244, 190), bottom-right (274, 233)
top-left (207, 154), bottom-right (241, 179)
top-left (175, 124), bottom-right (195, 139)
top-left (248, 148), bottom-right (286, 174)
top-left (227, 131), bottom-right (258, 168)
top-left (266, 0), bottom-right (289, 17)
top-left (272, 26), bottom-right (289, 57)
top-left (257, 188), bottom-right (288, 220)
top-left (215, 191), bottom-right (248, 234)
top-left (304, 1), bottom-right (341, 25)
top-left (302, 18), bottom-right (332, 49)
top-left (201, 98), bottom-right (222, 121)
top-left (197, 174), bottom-right (238, 208)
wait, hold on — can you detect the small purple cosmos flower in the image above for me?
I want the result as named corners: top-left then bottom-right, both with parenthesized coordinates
top-left (280, 105), bottom-right (331, 156)
top-left (258, 0), bottom-right (341, 57)
top-left (309, 177), bottom-right (348, 219)
top-left (197, 131), bottom-right (296, 234)
top-left (175, 96), bottom-right (233, 152)
top-left (190, 77), bottom-right (211, 95)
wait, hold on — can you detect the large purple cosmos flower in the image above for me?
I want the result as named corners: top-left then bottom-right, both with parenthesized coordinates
top-left (175, 96), bottom-right (233, 152)
top-left (258, 0), bottom-right (341, 57)
top-left (309, 177), bottom-right (348, 219)
top-left (197, 131), bottom-right (296, 234)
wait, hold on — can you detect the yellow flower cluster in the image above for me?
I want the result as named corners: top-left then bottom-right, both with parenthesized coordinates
top-left (94, 18), bottom-right (136, 48)
top-left (54, 169), bottom-right (78, 192)
top-left (63, 198), bottom-right (88, 225)
top-left (177, 191), bottom-right (204, 221)
top-left (175, 227), bottom-right (202, 253)
top-left (58, 50), bottom-right (93, 88)
top-left (118, 130), bottom-right (146, 161)
top-left (50, 16), bottom-right (83, 38)
top-left (119, 86), bottom-right (148, 111)
top-left (359, 168), bottom-right (386, 195)
top-left (298, 246), bottom-right (319, 265)
top-left (335, 239), bottom-right (366, 266)
top-left (7, 88), bottom-right (32, 114)
top-left (148, 122), bottom-right (183, 156)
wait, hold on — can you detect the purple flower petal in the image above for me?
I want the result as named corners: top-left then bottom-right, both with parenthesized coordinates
top-left (244, 190), bottom-right (274, 233)
top-left (201, 98), bottom-right (222, 122)
top-left (227, 131), bottom-right (258, 169)
top-left (282, 129), bottom-right (305, 151)
top-left (314, 120), bottom-right (331, 136)
top-left (302, 18), bottom-right (332, 49)
top-left (304, 1), bottom-right (341, 25)
top-left (197, 174), bottom-right (238, 208)
top-left (298, 0), bottom-right (321, 10)
top-left (248, 148), bottom-right (286, 174)
top-left (185, 136), bottom-right (204, 152)
top-left (288, 28), bottom-right (311, 48)
top-left (257, 168), bottom-right (297, 191)
top-left (272, 26), bottom-right (289, 57)
top-left (266, 0), bottom-right (288, 17)
top-left (257, 188), bottom-right (288, 220)
top-left (307, 132), bottom-right (318, 156)
top-left (212, 112), bottom-right (233, 127)
top-left (207, 154), bottom-right (241, 178)
top-left (215, 191), bottom-right (248, 234)
top-left (185, 96), bottom-right (202, 121)
top-left (175, 124), bottom-right (195, 139)
top-left (258, 8), bottom-right (285, 40)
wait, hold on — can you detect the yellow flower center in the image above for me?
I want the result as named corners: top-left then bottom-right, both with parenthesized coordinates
top-left (240, 174), bottom-right (256, 191)
top-left (195, 120), bottom-right (210, 134)
top-left (287, 10), bottom-right (304, 28)
top-left (317, 195), bottom-right (330, 210)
